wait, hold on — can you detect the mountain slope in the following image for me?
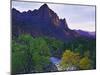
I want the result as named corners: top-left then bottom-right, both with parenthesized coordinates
top-left (75, 30), bottom-right (96, 39)
top-left (12, 4), bottom-right (95, 41)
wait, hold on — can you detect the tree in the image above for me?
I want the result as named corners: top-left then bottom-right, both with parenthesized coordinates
top-left (30, 37), bottom-right (51, 72)
top-left (79, 56), bottom-right (92, 70)
top-left (31, 37), bottom-right (50, 56)
top-left (12, 34), bottom-right (51, 73)
top-left (45, 37), bottom-right (63, 50)
top-left (12, 40), bottom-right (28, 74)
top-left (60, 50), bottom-right (80, 70)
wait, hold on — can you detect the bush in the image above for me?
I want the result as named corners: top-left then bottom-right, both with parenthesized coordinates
top-left (79, 56), bottom-right (92, 70)
top-left (60, 50), bottom-right (80, 70)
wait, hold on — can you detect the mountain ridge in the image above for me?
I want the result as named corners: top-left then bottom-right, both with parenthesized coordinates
top-left (12, 4), bottom-right (95, 41)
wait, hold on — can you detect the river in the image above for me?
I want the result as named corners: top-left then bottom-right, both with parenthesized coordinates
top-left (50, 57), bottom-right (77, 71)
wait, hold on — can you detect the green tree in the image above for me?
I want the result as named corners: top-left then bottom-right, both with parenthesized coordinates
top-left (19, 35), bottom-right (51, 72)
top-left (12, 34), bottom-right (51, 73)
top-left (12, 40), bottom-right (28, 74)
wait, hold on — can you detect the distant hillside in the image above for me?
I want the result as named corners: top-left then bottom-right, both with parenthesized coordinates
top-left (75, 30), bottom-right (96, 39)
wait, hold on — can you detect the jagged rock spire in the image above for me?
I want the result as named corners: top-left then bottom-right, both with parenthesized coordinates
top-left (39, 3), bottom-right (50, 11)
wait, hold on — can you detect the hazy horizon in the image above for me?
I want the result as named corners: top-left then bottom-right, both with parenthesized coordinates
top-left (12, 1), bottom-right (96, 32)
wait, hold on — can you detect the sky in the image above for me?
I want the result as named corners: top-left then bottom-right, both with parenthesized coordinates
top-left (12, 1), bottom-right (96, 32)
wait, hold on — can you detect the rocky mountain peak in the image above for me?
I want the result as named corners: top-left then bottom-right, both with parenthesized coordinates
top-left (39, 4), bottom-right (49, 9)
top-left (38, 4), bottom-right (60, 26)
top-left (38, 4), bottom-right (50, 13)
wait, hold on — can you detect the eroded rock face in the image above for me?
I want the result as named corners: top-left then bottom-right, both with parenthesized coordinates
top-left (12, 4), bottom-right (80, 41)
